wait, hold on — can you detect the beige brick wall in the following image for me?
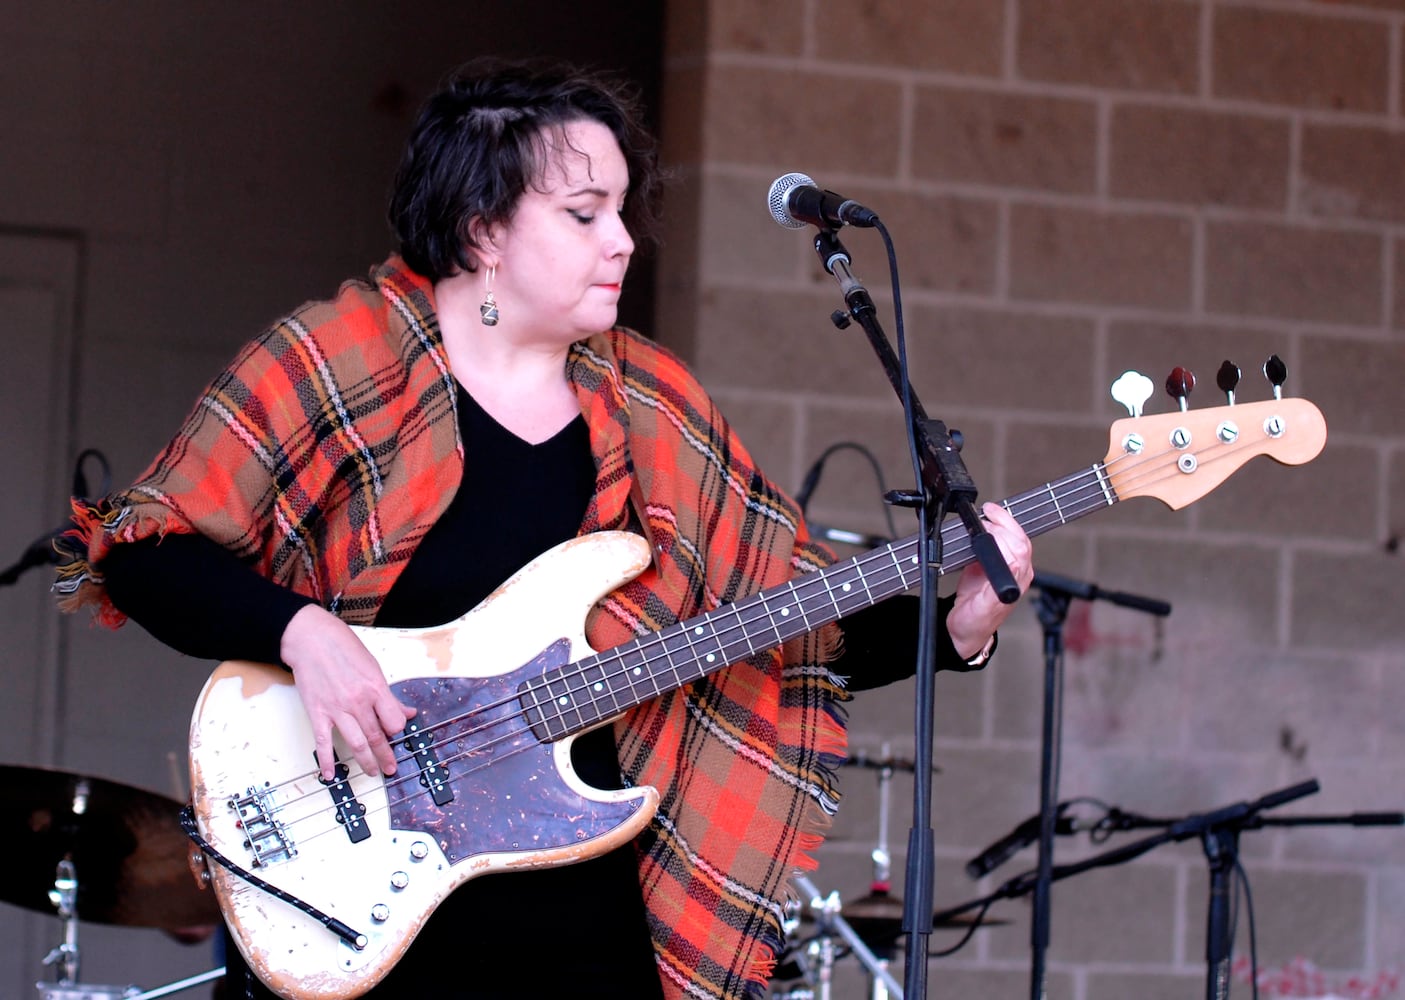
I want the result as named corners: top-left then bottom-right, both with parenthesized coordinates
top-left (661, 0), bottom-right (1404, 995)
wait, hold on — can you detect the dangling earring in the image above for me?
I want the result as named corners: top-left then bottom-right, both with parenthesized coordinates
top-left (479, 264), bottom-right (499, 327)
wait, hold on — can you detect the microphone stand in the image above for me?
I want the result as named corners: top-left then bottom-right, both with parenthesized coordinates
top-left (809, 227), bottom-right (1019, 1000)
top-left (1026, 572), bottom-right (1171, 999)
top-left (1097, 786), bottom-right (1404, 1000)
top-left (1, 448), bottom-right (110, 587)
top-left (935, 780), bottom-right (1402, 1000)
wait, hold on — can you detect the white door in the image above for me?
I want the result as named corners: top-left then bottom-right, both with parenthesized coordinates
top-left (0, 231), bottom-right (84, 997)
top-left (0, 233), bottom-right (223, 999)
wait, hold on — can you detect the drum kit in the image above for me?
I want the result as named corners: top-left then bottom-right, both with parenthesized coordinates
top-left (0, 764), bottom-right (225, 1000)
top-left (4, 751), bottom-right (1006, 1000)
top-left (768, 746), bottom-right (1006, 1000)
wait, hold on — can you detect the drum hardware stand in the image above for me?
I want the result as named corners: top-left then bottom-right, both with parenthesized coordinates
top-left (40, 860), bottom-right (84, 989)
top-left (853, 744), bottom-right (901, 1000)
top-left (790, 875), bottom-right (906, 1000)
top-left (778, 742), bottom-right (984, 1000)
top-left (33, 859), bottom-right (225, 1000)
top-left (35, 858), bottom-right (137, 1000)
top-left (937, 779), bottom-right (1403, 1000)
top-left (870, 753), bottom-right (897, 1000)
top-left (1026, 571), bottom-right (1172, 1000)
top-left (771, 747), bottom-right (911, 1000)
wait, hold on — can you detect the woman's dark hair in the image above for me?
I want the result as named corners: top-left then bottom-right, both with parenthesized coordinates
top-left (389, 58), bottom-right (661, 281)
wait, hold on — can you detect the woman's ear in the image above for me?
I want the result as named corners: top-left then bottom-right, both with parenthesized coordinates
top-left (465, 216), bottom-right (502, 270)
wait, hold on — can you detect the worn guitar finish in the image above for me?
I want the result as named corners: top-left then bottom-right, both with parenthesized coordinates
top-left (187, 395), bottom-right (1327, 999)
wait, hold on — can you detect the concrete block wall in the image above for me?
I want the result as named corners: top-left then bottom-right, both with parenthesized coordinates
top-left (659, 0), bottom-right (1404, 996)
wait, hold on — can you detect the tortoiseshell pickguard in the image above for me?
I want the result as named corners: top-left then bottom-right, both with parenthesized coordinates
top-left (384, 638), bottom-right (643, 866)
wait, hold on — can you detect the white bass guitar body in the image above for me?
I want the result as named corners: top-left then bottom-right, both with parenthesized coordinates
top-left (187, 532), bottom-right (659, 999)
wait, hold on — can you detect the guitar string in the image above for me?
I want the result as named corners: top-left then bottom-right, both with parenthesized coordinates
top-left (251, 434), bottom-right (1248, 849)
top-left (239, 396), bottom-right (1298, 822)
top-left (345, 437), bottom-right (1157, 773)
top-left (495, 430), bottom-right (1260, 755)
top-left (245, 445), bottom-right (1157, 845)
top-left (249, 443), bottom-right (1167, 851)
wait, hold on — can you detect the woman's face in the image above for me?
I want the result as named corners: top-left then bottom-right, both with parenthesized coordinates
top-left (486, 118), bottom-right (635, 344)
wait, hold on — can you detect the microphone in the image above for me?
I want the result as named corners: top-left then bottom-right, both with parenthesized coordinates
top-left (965, 807), bottom-right (1079, 879)
top-left (767, 172), bottom-right (879, 230)
top-left (0, 525), bottom-right (69, 586)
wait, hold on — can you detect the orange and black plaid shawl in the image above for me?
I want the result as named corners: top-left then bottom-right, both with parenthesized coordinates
top-left (57, 256), bottom-right (849, 999)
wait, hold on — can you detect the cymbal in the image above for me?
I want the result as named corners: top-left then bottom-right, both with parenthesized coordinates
top-left (0, 764), bottom-right (219, 928)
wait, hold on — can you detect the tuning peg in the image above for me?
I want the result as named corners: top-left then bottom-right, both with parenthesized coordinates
top-left (1216, 361), bottom-right (1241, 405)
top-left (1111, 370), bottom-right (1154, 417)
top-left (1264, 354), bottom-right (1287, 400)
top-left (1165, 367), bottom-right (1196, 412)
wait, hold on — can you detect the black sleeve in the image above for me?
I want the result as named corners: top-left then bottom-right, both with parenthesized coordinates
top-left (833, 594), bottom-right (989, 691)
top-left (100, 533), bottom-right (316, 666)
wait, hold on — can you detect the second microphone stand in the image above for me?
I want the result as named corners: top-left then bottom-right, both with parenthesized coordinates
top-left (811, 227), bottom-right (1019, 1000)
top-left (1027, 572), bottom-right (1171, 999)
top-left (936, 779), bottom-right (1403, 1000)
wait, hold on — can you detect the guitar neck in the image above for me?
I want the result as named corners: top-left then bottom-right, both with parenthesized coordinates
top-left (521, 462), bottom-right (1115, 740)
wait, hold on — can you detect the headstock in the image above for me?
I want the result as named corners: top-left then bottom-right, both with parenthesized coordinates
top-left (1102, 358), bottom-right (1326, 509)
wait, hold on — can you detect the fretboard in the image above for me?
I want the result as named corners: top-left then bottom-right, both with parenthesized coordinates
top-left (520, 461), bottom-right (1118, 740)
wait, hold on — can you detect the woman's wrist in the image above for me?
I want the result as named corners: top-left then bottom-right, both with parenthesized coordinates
top-left (962, 633), bottom-right (997, 668)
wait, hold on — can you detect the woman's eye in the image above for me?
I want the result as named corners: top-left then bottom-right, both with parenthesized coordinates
top-left (569, 210), bottom-right (595, 225)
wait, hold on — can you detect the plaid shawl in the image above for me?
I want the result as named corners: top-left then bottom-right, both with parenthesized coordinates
top-left (57, 256), bottom-right (848, 999)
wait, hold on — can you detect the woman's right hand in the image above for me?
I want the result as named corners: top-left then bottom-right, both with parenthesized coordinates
top-left (279, 604), bottom-right (416, 781)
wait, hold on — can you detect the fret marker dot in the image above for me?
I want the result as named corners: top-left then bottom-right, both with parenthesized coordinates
top-left (632, 667), bottom-right (642, 676)
top-left (842, 583), bottom-right (852, 592)
top-left (557, 696), bottom-right (570, 706)
top-left (694, 626), bottom-right (704, 635)
top-left (780, 608), bottom-right (789, 617)
top-left (706, 654), bottom-right (716, 663)
top-left (593, 683), bottom-right (604, 692)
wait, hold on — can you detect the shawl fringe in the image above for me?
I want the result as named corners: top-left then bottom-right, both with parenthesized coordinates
top-left (53, 498), bottom-right (193, 626)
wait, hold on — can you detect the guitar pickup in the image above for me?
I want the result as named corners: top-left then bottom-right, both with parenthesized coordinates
top-left (315, 752), bottom-right (371, 844)
top-left (402, 718), bottom-right (453, 807)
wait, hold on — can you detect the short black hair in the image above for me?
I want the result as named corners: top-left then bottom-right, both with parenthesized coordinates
top-left (389, 58), bottom-right (661, 281)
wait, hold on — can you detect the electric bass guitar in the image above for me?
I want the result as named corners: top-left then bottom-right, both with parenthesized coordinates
top-left (185, 385), bottom-right (1326, 999)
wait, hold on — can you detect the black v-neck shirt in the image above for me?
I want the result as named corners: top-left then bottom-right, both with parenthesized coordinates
top-left (375, 384), bottom-right (595, 628)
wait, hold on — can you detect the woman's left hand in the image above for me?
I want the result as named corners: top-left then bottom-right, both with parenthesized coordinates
top-left (945, 502), bottom-right (1034, 660)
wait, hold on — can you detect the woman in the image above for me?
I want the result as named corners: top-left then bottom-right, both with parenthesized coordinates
top-left (57, 59), bottom-right (1031, 999)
